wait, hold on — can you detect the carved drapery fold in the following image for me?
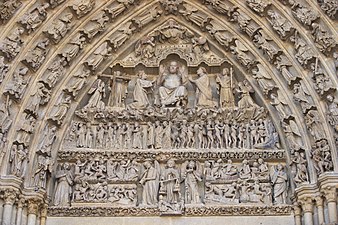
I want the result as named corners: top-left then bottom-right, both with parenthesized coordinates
top-left (0, 0), bottom-right (336, 225)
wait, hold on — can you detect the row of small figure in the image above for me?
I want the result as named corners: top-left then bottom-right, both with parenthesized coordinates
top-left (68, 118), bottom-right (278, 150)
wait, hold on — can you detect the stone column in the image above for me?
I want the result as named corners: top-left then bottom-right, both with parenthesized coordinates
top-left (27, 200), bottom-right (39, 225)
top-left (314, 195), bottom-right (324, 225)
top-left (40, 205), bottom-right (48, 225)
top-left (299, 197), bottom-right (314, 225)
top-left (11, 205), bottom-right (17, 225)
top-left (16, 198), bottom-right (25, 225)
top-left (0, 196), bottom-right (4, 225)
top-left (2, 189), bottom-right (17, 225)
top-left (293, 203), bottom-right (302, 225)
top-left (322, 186), bottom-right (337, 224)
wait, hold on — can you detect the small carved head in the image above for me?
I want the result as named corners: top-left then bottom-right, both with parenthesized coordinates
top-left (222, 68), bottom-right (230, 76)
top-left (169, 61), bottom-right (179, 74)
top-left (167, 159), bottom-right (175, 168)
top-left (277, 163), bottom-right (284, 171)
top-left (197, 67), bottom-right (207, 76)
top-left (144, 160), bottom-right (152, 168)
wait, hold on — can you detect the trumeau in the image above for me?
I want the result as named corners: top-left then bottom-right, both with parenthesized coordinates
top-left (0, 0), bottom-right (336, 225)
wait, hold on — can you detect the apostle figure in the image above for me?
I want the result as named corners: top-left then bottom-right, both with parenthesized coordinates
top-left (54, 163), bottom-right (73, 206)
top-left (270, 163), bottom-right (287, 204)
top-left (128, 70), bottom-right (154, 110)
top-left (139, 160), bottom-right (160, 206)
top-left (216, 67), bottom-right (235, 108)
top-left (160, 159), bottom-right (181, 204)
top-left (189, 67), bottom-right (215, 108)
top-left (158, 61), bottom-right (188, 107)
top-left (182, 160), bottom-right (202, 204)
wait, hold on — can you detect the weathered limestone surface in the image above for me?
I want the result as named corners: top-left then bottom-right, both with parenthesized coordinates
top-left (0, 0), bottom-right (337, 225)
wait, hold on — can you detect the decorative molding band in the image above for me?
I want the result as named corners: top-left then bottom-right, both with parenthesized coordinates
top-left (48, 204), bottom-right (292, 217)
top-left (58, 148), bottom-right (286, 161)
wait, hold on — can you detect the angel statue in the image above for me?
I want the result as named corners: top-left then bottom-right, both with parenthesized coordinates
top-left (83, 79), bottom-right (106, 110)
top-left (230, 40), bottom-right (256, 69)
top-left (251, 64), bottom-right (276, 95)
top-left (282, 120), bottom-right (303, 153)
top-left (236, 80), bottom-right (259, 109)
top-left (157, 60), bottom-right (188, 108)
top-left (181, 160), bottom-right (203, 204)
top-left (270, 90), bottom-right (293, 120)
top-left (270, 163), bottom-right (288, 204)
top-left (139, 160), bottom-right (160, 206)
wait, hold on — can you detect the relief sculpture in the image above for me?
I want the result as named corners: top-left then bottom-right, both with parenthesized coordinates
top-left (2, 3), bottom-right (335, 222)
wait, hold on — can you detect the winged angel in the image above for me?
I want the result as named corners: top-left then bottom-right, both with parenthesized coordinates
top-left (230, 40), bottom-right (256, 69)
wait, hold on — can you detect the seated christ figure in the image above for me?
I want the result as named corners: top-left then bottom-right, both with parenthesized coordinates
top-left (158, 61), bottom-right (188, 107)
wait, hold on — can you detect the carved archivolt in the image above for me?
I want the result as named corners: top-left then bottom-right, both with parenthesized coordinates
top-left (0, 0), bottom-right (336, 223)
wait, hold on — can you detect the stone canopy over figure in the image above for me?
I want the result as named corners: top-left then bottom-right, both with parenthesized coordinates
top-left (158, 61), bottom-right (188, 107)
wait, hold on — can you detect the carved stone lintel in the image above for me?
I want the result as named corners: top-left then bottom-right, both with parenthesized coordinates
top-left (47, 205), bottom-right (292, 217)
top-left (58, 148), bottom-right (286, 162)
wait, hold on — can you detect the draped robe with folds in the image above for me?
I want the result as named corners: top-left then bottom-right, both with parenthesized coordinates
top-left (192, 74), bottom-right (214, 108)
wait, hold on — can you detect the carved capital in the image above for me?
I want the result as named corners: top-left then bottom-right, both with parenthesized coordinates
top-left (40, 204), bottom-right (48, 218)
top-left (293, 203), bottom-right (302, 216)
top-left (17, 196), bottom-right (26, 208)
top-left (314, 195), bottom-right (324, 207)
top-left (3, 189), bottom-right (17, 205)
top-left (322, 186), bottom-right (337, 203)
top-left (298, 197), bottom-right (313, 213)
top-left (27, 199), bottom-right (41, 215)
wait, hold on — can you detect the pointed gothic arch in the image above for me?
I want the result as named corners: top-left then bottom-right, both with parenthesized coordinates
top-left (0, 1), bottom-right (336, 225)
